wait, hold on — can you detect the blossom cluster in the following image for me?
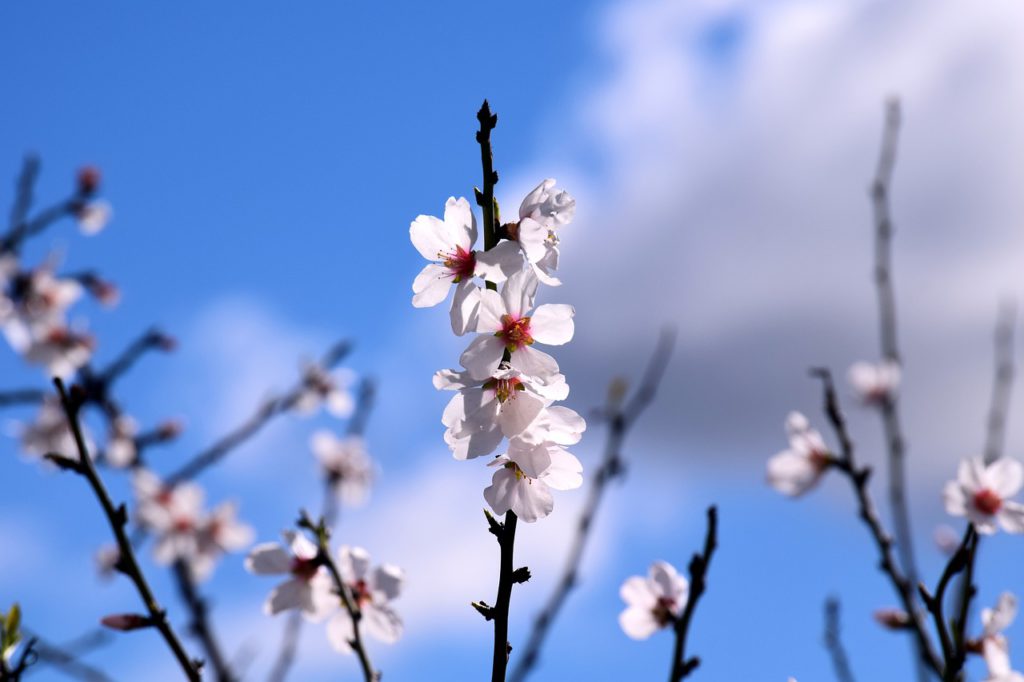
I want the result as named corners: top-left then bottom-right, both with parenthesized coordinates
top-left (410, 180), bottom-right (585, 522)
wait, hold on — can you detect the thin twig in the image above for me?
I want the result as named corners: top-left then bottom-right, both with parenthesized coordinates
top-left (868, 98), bottom-right (925, 682)
top-left (21, 629), bottom-right (115, 682)
top-left (984, 300), bottom-right (1016, 464)
top-left (510, 328), bottom-right (676, 682)
top-left (97, 328), bottom-right (174, 388)
top-left (918, 526), bottom-right (974, 679)
top-left (0, 389), bottom-right (47, 407)
top-left (172, 561), bottom-right (235, 682)
top-left (50, 378), bottom-right (201, 682)
top-left (7, 156), bottom-right (39, 234)
top-left (810, 368), bottom-right (943, 677)
top-left (824, 598), bottom-right (856, 682)
top-left (668, 505), bottom-right (718, 682)
top-left (165, 339), bottom-right (352, 484)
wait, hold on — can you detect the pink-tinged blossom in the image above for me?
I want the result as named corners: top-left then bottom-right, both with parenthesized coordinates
top-left (326, 546), bottom-right (404, 654)
top-left (943, 458), bottom-right (1024, 535)
top-left (132, 470), bottom-right (205, 566)
top-left (19, 396), bottom-right (91, 459)
top-left (981, 593), bottom-right (1024, 682)
top-left (435, 364), bottom-right (570, 460)
top-left (410, 197), bottom-right (522, 335)
top-left (460, 269), bottom-right (574, 381)
top-left (21, 326), bottom-right (94, 378)
top-left (0, 263), bottom-right (82, 338)
top-left (483, 439), bottom-right (583, 523)
top-left (310, 430), bottom-right (373, 506)
top-left (848, 359), bottom-right (901, 404)
top-left (245, 531), bottom-right (335, 620)
top-left (189, 501), bottom-right (255, 581)
top-left (618, 561), bottom-right (688, 640)
top-left (766, 412), bottom-right (830, 497)
top-left (105, 415), bottom-right (138, 468)
top-left (294, 363), bottom-right (356, 419)
top-left (513, 179), bottom-right (575, 286)
top-left (76, 199), bottom-right (112, 235)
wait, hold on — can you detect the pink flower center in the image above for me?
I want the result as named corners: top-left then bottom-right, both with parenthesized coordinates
top-left (652, 596), bottom-right (677, 627)
top-left (351, 578), bottom-right (372, 608)
top-left (173, 517), bottom-right (194, 533)
top-left (290, 557), bottom-right (319, 581)
top-left (973, 488), bottom-right (1003, 516)
top-left (484, 376), bottom-right (523, 403)
top-left (441, 246), bottom-right (476, 282)
top-left (498, 314), bottom-right (533, 351)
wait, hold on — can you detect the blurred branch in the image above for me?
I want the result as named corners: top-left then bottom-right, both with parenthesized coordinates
top-left (984, 300), bottom-right (1016, 464)
top-left (96, 328), bottom-right (175, 389)
top-left (918, 525), bottom-right (977, 681)
top-left (21, 628), bottom-right (114, 682)
top-left (50, 378), bottom-right (201, 682)
top-left (824, 598), bottom-right (855, 682)
top-left (165, 338), bottom-right (352, 484)
top-left (172, 561), bottom-right (235, 682)
top-left (868, 98), bottom-right (925, 681)
top-left (668, 505), bottom-right (718, 682)
top-left (0, 389), bottom-right (46, 407)
top-left (810, 368), bottom-right (942, 677)
top-left (510, 328), bottom-right (676, 682)
top-left (7, 156), bottom-right (39, 234)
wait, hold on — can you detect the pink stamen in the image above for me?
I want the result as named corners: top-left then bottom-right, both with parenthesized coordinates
top-left (440, 246), bottom-right (476, 282)
top-left (973, 488), bottom-right (1003, 515)
top-left (498, 314), bottom-right (533, 351)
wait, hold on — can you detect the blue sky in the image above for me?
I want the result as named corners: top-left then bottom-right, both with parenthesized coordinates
top-left (3, 1), bottom-right (1024, 680)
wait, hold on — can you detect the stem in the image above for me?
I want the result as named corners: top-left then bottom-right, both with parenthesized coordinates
top-left (51, 378), bottom-right (200, 681)
top-left (0, 389), bottom-right (46, 407)
top-left (510, 329), bottom-right (676, 682)
top-left (824, 598), bottom-right (856, 682)
top-left (984, 301), bottom-right (1016, 464)
top-left (476, 100), bottom-right (499, 254)
top-left (811, 368), bottom-right (943, 677)
top-left (669, 506), bottom-right (718, 682)
top-left (492, 511), bottom-right (519, 682)
top-left (172, 560), bottom-right (236, 682)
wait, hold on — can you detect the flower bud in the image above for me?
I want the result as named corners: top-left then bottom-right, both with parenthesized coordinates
top-left (873, 608), bottom-right (912, 630)
top-left (77, 166), bottom-right (101, 195)
top-left (101, 613), bottom-right (152, 631)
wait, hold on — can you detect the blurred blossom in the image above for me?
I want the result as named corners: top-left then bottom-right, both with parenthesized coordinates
top-left (943, 458), bottom-right (1024, 534)
top-left (19, 396), bottom-right (92, 460)
top-left (980, 593), bottom-right (1024, 682)
top-left (244, 531), bottom-right (335, 620)
top-left (326, 546), bottom-right (404, 654)
top-left (294, 362), bottom-right (356, 419)
top-left (766, 411), bottom-right (830, 497)
top-left (75, 199), bottom-right (112, 236)
top-left (21, 326), bottom-right (94, 378)
top-left (847, 360), bottom-right (901, 405)
top-left (310, 430), bottom-right (373, 506)
top-left (190, 501), bottom-right (254, 581)
top-left (618, 561), bottom-right (688, 640)
top-left (105, 415), bottom-right (138, 468)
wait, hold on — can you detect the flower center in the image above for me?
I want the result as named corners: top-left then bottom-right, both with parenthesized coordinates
top-left (173, 517), bottom-right (194, 533)
top-left (351, 578), bottom-right (372, 608)
top-left (484, 376), bottom-right (524, 403)
top-left (440, 246), bottom-right (476, 282)
top-left (973, 488), bottom-right (1003, 515)
top-left (498, 314), bottom-right (533, 352)
top-left (652, 596), bottom-right (677, 627)
top-left (290, 557), bottom-right (320, 581)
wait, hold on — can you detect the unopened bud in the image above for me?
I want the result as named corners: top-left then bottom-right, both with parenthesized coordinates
top-left (156, 419), bottom-right (184, 440)
top-left (89, 279), bottom-right (120, 307)
top-left (101, 613), bottom-right (152, 631)
top-left (156, 334), bottom-right (178, 352)
top-left (77, 166), bottom-right (101, 195)
top-left (873, 608), bottom-right (912, 630)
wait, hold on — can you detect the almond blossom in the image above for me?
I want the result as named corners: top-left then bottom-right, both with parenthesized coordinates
top-left (189, 501), bottom-right (255, 581)
top-left (326, 546), bottom-right (404, 654)
top-left (943, 458), bottom-right (1024, 534)
top-left (981, 593), bottom-right (1024, 682)
top-left (618, 561), bottom-right (688, 640)
top-left (19, 396), bottom-right (90, 459)
top-left (766, 411), bottom-right (831, 497)
top-left (0, 262), bottom-right (82, 340)
top-left (244, 531), bottom-right (335, 620)
top-left (410, 196), bottom-right (522, 335)
top-left (510, 179), bottom-right (575, 286)
top-left (76, 199), bottom-right (112, 236)
top-left (435, 364), bottom-right (570, 460)
top-left (294, 362), bottom-right (356, 419)
top-left (310, 430), bottom-right (373, 506)
top-left (21, 326), bottom-right (94, 378)
top-left (132, 470), bottom-right (205, 565)
top-left (848, 359), bottom-right (901, 404)
top-left (105, 414), bottom-right (138, 468)
top-left (483, 438), bottom-right (583, 523)
top-left (460, 269), bottom-right (574, 381)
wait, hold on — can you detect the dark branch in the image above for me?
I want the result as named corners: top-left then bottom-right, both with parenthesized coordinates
top-left (0, 389), bottom-right (46, 407)
top-left (669, 506), bottom-right (718, 682)
top-left (510, 328), bottom-right (676, 682)
top-left (172, 561), bottom-right (235, 682)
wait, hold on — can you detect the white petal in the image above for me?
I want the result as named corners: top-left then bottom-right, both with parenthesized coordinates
top-left (364, 604), bottom-right (403, 644)
top-left (433, 368), bottom-right (473, 391)
top-left (516, 217), bottom-right (549, 264)
top-left (767, 451), bottom-right (822, 497)
top-left (449, 280), bottom-right (481, 336)
top-left (998, 502), bottom-right (1024, 534)
top-left (412, 264), bottom-right (452, 308)
top-left (510, 345), bottom-right (559, 380)
top-left (339, 545), bottom-right (371, 582)
top-left (649, 561), bottom-right (688, 606)
top-left (620, 576), bottom-right (657, 610)
top-left (943, 480), bottom-right (967, 517)
top-left (484, 466), bottom-right (555, 522)
top-left (541, 447), bottom-right (583, 491)
top-left (619, 606), bottom-right (661, 640)
top-left (460, 335), bottom-right (506, 381)
top-left (498, 392), bottom-right (545, 439)
top-left (443, 197), bottom-right (476, 250)
top-left (372, 564), bottom-right (404, 602)
top-left (474, 240), bottom-right (523, 283)
top-left (245, 544), bottom-right (292, 575)
top-left (409, 214), bottom-right (453, 261)
top-left (326, 611), bottom-right (354, 653)
top-left (265, 579), bottom-right (305, 615)
top-left (286, 530), bottom-right (318, 560)
top-left (500, 269), bottom-right (538, 320)
top-left (507, 440), bottom-right (553, 480)
top-left (989, 458), bottom-right (1024, 499)
top-left (475, 289), bottom-right (506, 333)
top-left (530, 304), bottom-right (575, 345)
top-left (983, 593), bottom-right (1019, 636)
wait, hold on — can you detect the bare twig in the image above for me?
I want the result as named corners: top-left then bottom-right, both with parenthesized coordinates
top-left (165, 339), bottom-right (352, 484)
top-left (172, 561), bottom-right (235, 682)
top-left (918, 525), bottom-right (977, 681)
top-left (50, 378), bottom-right (200, 681)
top-left (824, 598), bottom-right (856, 682)
top-left (668, 505), bottom-right (718, 682)
top-left (0, 389), bottom-right (46, 407)
top-left (21, 628), bottom-right (115, 682)
top-left (510, 328), bottom-right (676, 682)
top-left (984, 300), bottom-right (1016, 464)
top-left (810, 368), bottom-right (942, 677)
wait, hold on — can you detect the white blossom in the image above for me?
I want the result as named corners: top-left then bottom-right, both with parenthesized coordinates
top-left (132, 470), bottom-right (205, 566)
top-left (619, 561), bottom-right (688, 640)
top-left (189, 501), bottom-right (255, 581)
top-left (460, 269), bottom-right (574, 381)
top-left (105, 415), bottom-right (138, 468)
top-left (766, 412), bottom-right (830, 497)
top-left (483, 439), bottom-right (583, 523)
top-left (981, 593), bottom-right (1024, 682)
top-left (326, 546), bottom-right (404, 653)
top-left (410, 196), bottom-right (522, 335)
top-left (244, 531), bottom-right (335, 621)
top-left (19, 396), bottom-right (90, 459)
top-left (943, 458), bottom-right (1024, 534)
top-left (513, 178), bottom-right (575, 286)
top-left (848, 359), bottom-right (901, 404)
top-left (294, 363), bottom-right (356, 419)
top-left (310, 430), bottom-right (373, 506)
top-left (76, 199), bottom-right (113, 235)
top-left (21, 326), bottom-right (94, 378)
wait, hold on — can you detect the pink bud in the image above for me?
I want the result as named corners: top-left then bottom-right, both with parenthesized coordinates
top-left (157, 419), bottom-right (184, 440)
top-left (77, 166), bottom-right (101, 195)
top-left (101, 613), bottom-right (151, 631)
top-left (873, 608), bottom-right (911, 630)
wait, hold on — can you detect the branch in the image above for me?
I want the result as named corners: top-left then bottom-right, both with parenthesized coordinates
top-left (172, 561), bottom-right (235, 682)
top-left (165, 339), bottom-right (351, 484)
top-left (7, 156), bottom-right (39, 234)
top-left (21, 628), bottom-right (114, 682)
top-left (669, 505), bottom-right (718, 682)
top-left (510, 328), bottom-right (677, 682)
top-left (824, 598), bottom-right (856, 682)
top-left (96, 328), bottom-right (175, 389)
top-left (50, 378), bottom-right (201, 682)
top-left (810, 368), bottom-right (942, 677)
top-left (984, 300), bottom-right (1016, 464)
top-left (918, 525), bottom-right (977, 681)
top-left (0, 389), bottom-right (46, 407)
